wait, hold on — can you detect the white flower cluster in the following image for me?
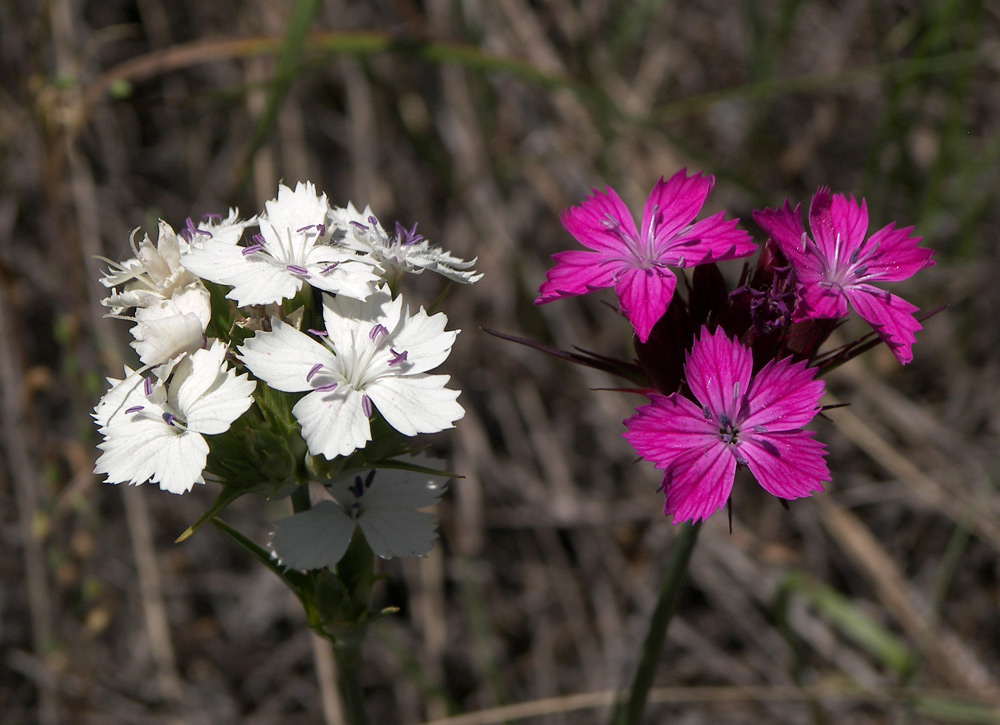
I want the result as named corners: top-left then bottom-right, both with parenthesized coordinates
top-left (93, 182), bottom-right (479, 565)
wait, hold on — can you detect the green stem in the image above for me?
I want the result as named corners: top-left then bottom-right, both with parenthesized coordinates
top-left (333, 636), bottom-right (369, 725)
top-left (609, 521), bottom-right (702, 725)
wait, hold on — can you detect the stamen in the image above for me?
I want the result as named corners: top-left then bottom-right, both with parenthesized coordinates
top-left (369, 324), bottom-right (389, 340)
top-left (320, 262), bottom-right (340, 275)
top-left (368, 215), bottom-right (379, 228)
top-left (362, 395), bottom-right (372, 417)
top-left (388, 348), bottom-right (408, 366)
top-left (125, 405), bottom-right (144, 415)
top-left (314, 382), bottom-right (339, 392)
top-left (162, 412), bottom-right (179, 426)
top-left (296, 225), bottom-right (314, 233)
top-left (307, 328), bottom-right (328, 337)
top-left (316, 224), bottom-right (325, 237)
top-left (853, 265), bottom-right (868, 277)
top-left (703, 405), bottom-right (712, 419)
top-left (202, 213), bottom-right (223, 221)
top-left (753, 424), bottom-right (768, 433)
top-left (306, 364), bottom-right (323, 382)
top-left (286, 264), bottom-right (309, 275)
top-left (734, 453), bottom-right (749, 466)
top-left (144, 377), bottom-right (153, 396)
top-left (252, 233), bottom-right (265, 244)
top-left (849, 247), bottom-right (861, 265)
top-left (242, 244), bottom-right (263, 256)
top-left (719, 413), bottom-right (732, 427)
top-left (732, 381), bottom-right (740, 400)
top-left (349, 221), bottom-right (368, 232)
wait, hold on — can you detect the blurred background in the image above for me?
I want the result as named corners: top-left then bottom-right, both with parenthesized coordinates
top-left (2, 1), bottom-right (999, 723)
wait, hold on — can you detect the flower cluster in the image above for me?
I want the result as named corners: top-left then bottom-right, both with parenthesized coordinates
top-left (94, 182), bottom-right (479, 566)
top-left (533, 169), bottom-right (935, 523)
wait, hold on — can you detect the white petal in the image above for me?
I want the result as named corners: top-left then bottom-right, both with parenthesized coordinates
top-left (303, 258), bottom-right (380, 301)
top-left (239, 319), bottom-right (334, 393)
top-left (95, 421), bottom-right (208, 495)
top-left (321, 288), bottom-right (395, 350)
top-left (389, 305), bottom-right (457, 374)
top-left (367, 374), bottom-right (464, 436)
top-left (293, 388), bottom-right (371, 459)
top-left (93, 368), bottom-right (143, 428)
top-left (175, 343), bottom-right (256, 435)
top-left (182, 239), bottom-right (301, 307)
top-left (130, 306), bottom-right (204, 367)
top-left (270, 501), bottom-right (355, 570)
top-left (360, 508), bottom-right (438, 559)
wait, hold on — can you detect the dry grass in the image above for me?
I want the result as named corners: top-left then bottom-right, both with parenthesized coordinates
top-left (2, 1), bottom-right (999, 723)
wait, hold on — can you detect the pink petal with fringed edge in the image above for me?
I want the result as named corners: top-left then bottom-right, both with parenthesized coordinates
top-left (847, 285), bottom-right (923, 364)
top-left (684, 327), bottom-right (752, 422)
top-left (660, 444), bottom-right (738, 523)
top-left (741, 430), bottom-right (829, 500)
top-left (642, 170), bottom-right (714, 245)
top-left (560, 186), bottom-right (639, 255)
top-left (862, 223), bottom-right (935, 282)
top-left (614, 266), bottom-right (677, 343)
top-left (535, 249), bottom-right (621, 302)
top-left (742, 357), bottom-right (825, 432)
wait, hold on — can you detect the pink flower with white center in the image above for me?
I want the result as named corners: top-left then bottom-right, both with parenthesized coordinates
top-left (624, 327), bottom-right (829, 523)
top-left (535, 169), bottom-right (756, 342)
top-left (753, 188), bottom-right (935, 365)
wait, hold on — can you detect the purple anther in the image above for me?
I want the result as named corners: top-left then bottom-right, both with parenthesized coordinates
top-left (316, 224), bottom-right (325, 237)
top-left (307, 328), bottom-right (328, 337)
top-left (735, 454), bottom-right (749, 466)
top-left (314, 382), bottom-right (339, 393)
top-left (320, 262), bottom-right (340, 275)
top-left (286, 264), bottom-right (309, 275)
top-left (144, 377), bottom-right (153, 396)
top-left (202, 213), bottom-right (223, 221)
top-left (395, 221), bottom-right (424, 246)
top-left (388, 348), bottom-right (408, 366)
top-left (753, 425), bottom-right (768, 433)
top-left (732, 381), bottom-right (740, 400)
top-left (368, 215), bottom-right (379, 228)
top-left (349, 221), bottom-right (368, 232)
top-left (369, 324), bottom-right (389, 340)
top-left (702, 405), bottom-right (712, 420)
top-left (242, 244), bottom-right (263, 256)
top-left (252, 233), bottom-right (265, 244)
top-left (296, 225), bottom-right (314, 233)
top-left (125, 405), bottom-right (144, 415)
top-left (162, 412), bottom-right (179, 426)
top-left (362, 395), bottom-right (372, 417)
top-left (306, 363), bottom-right (323, 382)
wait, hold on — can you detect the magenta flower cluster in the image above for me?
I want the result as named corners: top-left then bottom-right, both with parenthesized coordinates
top-left (533, 169), bottom-right (935, 523)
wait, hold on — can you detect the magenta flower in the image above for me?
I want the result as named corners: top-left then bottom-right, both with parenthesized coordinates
top-left (623, 327), bottom-right (829, 523)
top-left (536, 169), bottom-right (756, 342)
top-left (753, 188), bottom-right (935, 364)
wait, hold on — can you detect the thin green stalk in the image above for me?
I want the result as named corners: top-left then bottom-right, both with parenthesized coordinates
top-left (609, 521), bottom-right (702, 725)
top-left (333, 636), bottom-right (370, 725)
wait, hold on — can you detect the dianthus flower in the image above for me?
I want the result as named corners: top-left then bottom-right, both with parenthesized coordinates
top-left (753, 188), bottom-right (935, 364)
top-left (624, 327), bottom-right (829, 523)
top-left (536, 169), bottom-right (756, 342)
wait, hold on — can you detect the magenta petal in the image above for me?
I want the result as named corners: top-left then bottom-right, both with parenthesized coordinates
top-left (560, 186), bottom-right (639, 255)
top-left (793, 279), bottom-right (849, 321)
top-left (536, 250), bottom-right (620, 303)
top-left (847, 285), bottom-right (922, 364)
top-left (752, 201), bottom-right (810, 266)
top-left (862, 223), bottom-right (935, 282)
top-left (642, 169), bottom-right (713, 244)
top-left (662, 212), bottom-right (756, 267)
top-left (684, 327), bottom-right (752, 421)
top-left (660, 444), bottom-right (738, 523)
top-left (740, 430), bottom-right (829, 499)
top-left (742, 357), bottom-right (825, 432)
top-left (614, 266), bottom-right (677, 343)
top-left (624, 394), bottom-right (717, 468)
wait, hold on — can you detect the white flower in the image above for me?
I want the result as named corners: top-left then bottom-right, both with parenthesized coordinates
top-left (93, 341), bottom-right (256, 494)
top-left (270, 467), bottom-right (447, 569)
top-left (238, 287), bottom-right (464, 459)
top-left (192, 207), bottom-right (256, 246)
top-left (330, 203), bottom-right (482, 284)
top-left (182, 182), bottom-right (379, 307)
top-left (129, 291), bottom-right (207, 366)
top-left (100, 220), bottom-right (206, 316)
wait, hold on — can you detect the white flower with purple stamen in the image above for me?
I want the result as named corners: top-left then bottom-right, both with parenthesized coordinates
top-left (330, 202), bottom-right (482, 284)
top-left (100, 220), bottom-right (207, 317)
top-left (270, 466), bottom-right (447, 569)
top-left (238, 287), bottom-right (464, 459)
top-left (182, 182), bottom-right (379, 307)
top-left (93, 341), bottom-right (256, 494)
